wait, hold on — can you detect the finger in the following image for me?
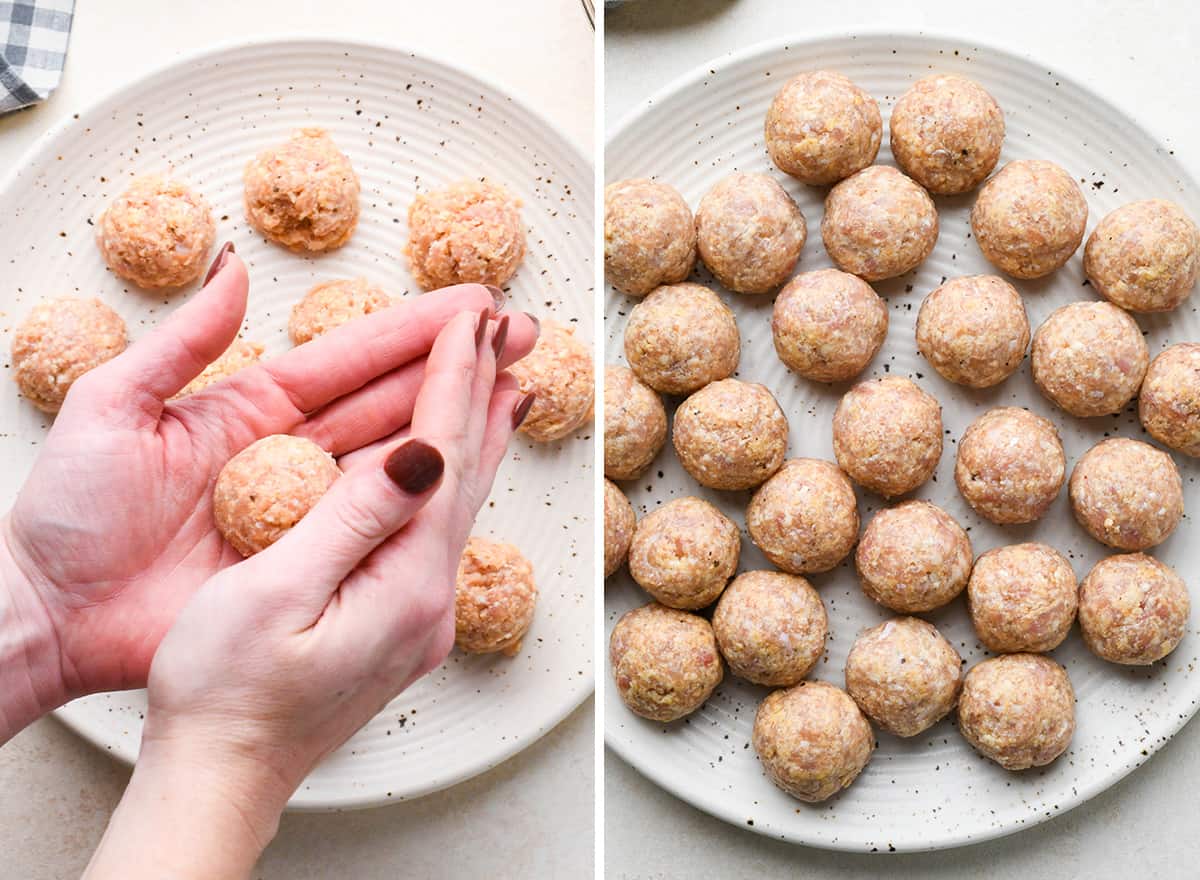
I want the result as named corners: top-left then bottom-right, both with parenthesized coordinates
top-left (475, 371), bottom-right (526, 490)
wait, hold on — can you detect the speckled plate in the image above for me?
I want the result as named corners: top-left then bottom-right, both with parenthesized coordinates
top-left (0, 37), bottom-right (594, 810)
top-left (605, 32), bottom-right (1200, 852)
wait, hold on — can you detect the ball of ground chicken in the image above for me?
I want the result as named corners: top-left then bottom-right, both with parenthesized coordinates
top-left (11, 297), bottom-right (127, 413)
top-left (604, 179), bottom-right (697, 296)
top-left (604, 479), bottom-right (637, 579)
top-left (173, 339), bottom-right (263, 399)
top-left (746, 458), bottom-right (859, 574)
top-left (712, 571), bottom-right (827, 687)
top-left (1084, 200), bottom-right (1200, 312)
top-left (695, 173), bottom-right (807, 295)
top-left (916, 275), bottom-right (1030, 388)
top-left (844, 617), bottom-right (963, 737)
top-left (623, 283), bottom-right (739, 395)
top-left (628, 497), bottom-right (740, 610)
top-left (968, 543), bottom-right (1077, 653)
top-left (856, 501), bottom-right (972, 613)
top-left (889, 74), bottom-right (1005, 195)
top-left (954, 407), bottom-right (1065, 524)
top-left (672, 379), bottom-right (788, 490)
top-left (604, 365), bottom-right (667, 481)
top-left (508, 320), bottom-right (595, 442)
top-left (1032, 301), bottom-right (1148, 417)
top-left (454, 537), bottom-right (538, 656)
top-left (1069, 437), bottom-right (1183, 551)
top-left (958, 653), bottom-right (1074, 770)
top-left (213, 434), bottom-right (341, 557)
top-left (752, 680), bottom-right (874, 803)
top-left (1140, 343), bottom-right (1200, 456)
top-left (764, 70), bottom-right (882, 186)
top-left (244, 128), bottom-right (360, 252)
top-left (771, 268), bottom-right (888, 382)
top-left (288, 278), bottom-right (392, 345)
top-left (833, 376), bottom-right (943, 497)
top-left (1079, 553), bottom-right (1190, 665)
top-left (95, 175), bottom-right (215, 289)
top-left (610, 603), bottom-right (723, 722)
top-left (406, 179), bottom-right (525, 289)
top-left (970, 160), bottom-right (1087, 278)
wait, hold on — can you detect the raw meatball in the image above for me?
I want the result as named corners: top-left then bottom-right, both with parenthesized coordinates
top-left (508, 320), bottom-right (595, 442)
top-left (288, 278), bottom-right (392, 345)
top-left (1031, 301), bottom-right (1148, 418)
top-left (623, 283), bottom-right (739, 395)
top-left (712, 571), bottom-right (827, 687)
top-left (958, 653), bottom-right (1075, 770)
top-left (970, 160), bottom-right (1087, 278)
top-left (856, 500), bottom-right (972, 613)
top-left (764, 70), bottom-right (882, 185)
top-left (889, 74), bottom-right (1005, 195)
top-left (844, 617), bottom-right (963, 737)
top-left (1140, 343), bottom-right (1200, 456)
top-left (604, 365), bottom-right (667, 480)
top-left (915, 275), bottom-right (1030, 388)
top-left (968, 543), bottom-right (1078, 653)
top-left (695, 172), bottom-right (807, 295)
top-left (771, 268), bottom-right (888, 382)
top-left (173, 339), bottom-right (263, 399)
top-left (954, 407), bottom-right (1065, 524)
top-left (628, 497), bottom-right (740, 610)
top-left (95, 175), bottom-right (215, 289)
top-left (746, 458), bottom-right (859, 574)
top-left (1069, 437), bottom-right (1183, 551)
top-left (406, 179), bottom-right (525, 289)
top-left (244, 128), bottom-right (360, 252)
top-left (604, 479), bottom-right (636, 578)
top-left (604, 179), bottom-right (696, 296)
top-left (1078, 553), bottom-right (1190, 665)
top-left (11, 297), bottom-right (127, 413)
top-left (833, 376), bottom-right (943, 497)
top-left (1084, 199), bottom-right (1200, 312)
top-left (454, 537), bottom-right (538, 656)
top-left (821, 165), bottom-right (938, 281)
top-left (752, 681), bottom-right (874, 803)
top-left (213, 434), bottom-right (341, 557)
top-left (672, 379), bottom-right (788, 490)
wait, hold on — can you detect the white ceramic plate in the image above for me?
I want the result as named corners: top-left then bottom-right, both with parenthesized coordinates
top-left (0, 37), bottom-right (594, 809)
top-left (605, 32), bottom-right (1200, 852)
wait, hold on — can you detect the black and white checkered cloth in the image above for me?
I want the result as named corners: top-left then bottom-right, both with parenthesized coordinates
top-left (0, 0), bottom-right (73, 114)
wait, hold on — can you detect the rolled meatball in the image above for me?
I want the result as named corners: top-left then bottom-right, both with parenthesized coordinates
top-left (771, 268), bottom-right (888, 382)
top-left (603, 365), bottom-right (667, 481)
top-left (1069, 437), bottom-right (1183, 551)
top-left (889, 74), bottom-right (1005, 195)
top-left (1031, 301), bottom-right (1148, 418)
top-left (833, 376), bottom-right (943, 497)
top-left (288, 277), bottom-right (392, 345)
top-left (11, 297), bottom-right (127, 413)
top-left (764, 70), bottom-right (882, 185)
top-left (623, 283), bottom-right (739, 395)
top-left (1084, 199), bottom-right (1200, 312)
top-left (604, 479), bottom-right (637, 579)
top-left (672, 379), bottom-right (788, 490)
top-left (454, 537), bottom-right (538, 656)
top-left (954, 407), bottom-right (1065, 524)
top-left (746, 458), bottom-right (859, 574)
top-left (173, 338), bottom-right (263, 399)
top-left (604, 179), bottom-right (696, 297)
top-left (1079, 553), bottom-right (1190, 665)
top-left (712, 571), bottom-right (827, 687)
top-left (822, 165), bottom-right (938, 281)
top-left (844, 617), bottom-right (963, 737)
top-left (970, 159), bottom-right (1087, 278)
top-left (958, 653), bottom-right (1075, 771)
top-left (915, 275), bottom-right (1030, 388)
top-left (406, 179), bottom-right (525, 289)
top-left (95, 175), bottom-right (215, 289)
top-left (508, 320), bottom-right (595, 442)
top-left (610, 603), bottom-right (723, 722)
top-left (1140, 343), bottom-right (1200, 456)
top-left (752, 681), bottom-right (874, 803)
top-left (628, 497), bottom-right (740, 609)
top-left (856, 500), bottom-right (972, 613)
top-left (967, 543), bottom-right (1078, 653)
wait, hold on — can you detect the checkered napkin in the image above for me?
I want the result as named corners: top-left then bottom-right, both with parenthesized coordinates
top-left (0, 0), bottom-right (74, 114)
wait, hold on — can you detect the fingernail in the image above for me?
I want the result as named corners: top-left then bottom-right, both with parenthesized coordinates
top-left (492, 315), bottom-right (510, 360)
top-left (474, 308), bottom-right (490, 349)
top-left (202, 241), bottom-right (235, 286)
top-left (384, 440), bottom-right (444, 495)
top-left (512, 393), bottom-right (536, 429)
top-left (524, 311), bottom-right (541, 338)
top-left (485, 285), bottom-right (506, 312)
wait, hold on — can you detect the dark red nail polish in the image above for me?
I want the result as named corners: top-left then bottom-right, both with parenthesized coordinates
top-left (524, 312), bottom-right (541, 338)
top-left (512, 393), bottom-right (536, 430)
top-left (485, 285), bottom-right (506, 312)
top-left (474, 308), bottom-right (490, 348)
top-left (492, 315), bottom-right (510, 360)
top-left (203, 241), bottom-right (235, 286)
top-left (384, 440), bottom-right (444, 495)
